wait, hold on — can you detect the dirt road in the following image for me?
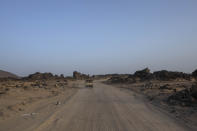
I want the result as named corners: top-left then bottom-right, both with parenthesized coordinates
top-left (0, 81), bottom-right (191, 131)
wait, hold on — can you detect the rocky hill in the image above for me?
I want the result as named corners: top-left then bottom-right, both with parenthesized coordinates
top-left (0, 70), bottom-right (19, 78)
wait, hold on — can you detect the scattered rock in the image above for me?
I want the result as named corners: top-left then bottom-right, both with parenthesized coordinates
top-left (16, 84), bottom-right (21, 88)
top-left (23, 86), bottom-right (29, 90)
top-left (55, 101), bottom-right (61, 105)
top-left (55, 84), bottom-right (59, 88)
top-left (107, 77), bottom-right (128, 83)
top-left (18, 108), bottom-right (24, 111)
top-left (147, 95), bottom-right (154, 101)
top-left (51, 91), bottom-right (59, 96)
top-left (160, 84), bottom-right (171, 90)
top-left (144, 82), bottom-right (153, 89)
top-left (21, 101), bottom-right (26, 105)
top-left (0, 91), bottom-right (6, 95)
top-left (0, 111), bottom-right (4, 117)
top-left (168, 84), bottom-right (197, 106)
top-left (22, 112), bottom-right (38, 117)
top-left (170, 109), bottom-right (176, 113)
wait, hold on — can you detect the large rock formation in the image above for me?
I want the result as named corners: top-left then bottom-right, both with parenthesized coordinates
top-left (26, 72), bottom-right (54, 80)
top-left (23, 72), bottom-right (67, 80)
top-left (133, 68), bottom-right (152, 80)
top-left (153, 70), bottom-right (191, 81)
top-left (73, 71), bottom-right (89, 80)
top-left (106, 68), bottom-right (193, 84)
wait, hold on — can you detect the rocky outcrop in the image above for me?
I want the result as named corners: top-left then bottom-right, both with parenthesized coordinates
top-left (106, 68), bottom-right (194, 84)
top-left (192, 69), bottom-right (197, 78)
top-left (23, 72), bottom-right (67, 80)
top-left (73, 71), bottom-right (89, 80)
top-left (133, 68), bottom-right (152, 80)
top-left (153, 70), bottom-right (191, 81)
top-left (107, 76), bottom-right (128, 84)
top-left (25, 72), bottom-right (54, 80)
top-left (168, 84), bottom-right (197, 106)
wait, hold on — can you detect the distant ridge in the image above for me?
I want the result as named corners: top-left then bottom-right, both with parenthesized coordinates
top-left (0, 70), bottom-right (19, 78)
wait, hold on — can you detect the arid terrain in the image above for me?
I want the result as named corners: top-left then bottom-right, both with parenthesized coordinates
top-left (1, 0), bottom-right (197, 130)
top-left (0, 69), bottom-right (197, 131)
top-left (0, 70), bottom-right (19, 79)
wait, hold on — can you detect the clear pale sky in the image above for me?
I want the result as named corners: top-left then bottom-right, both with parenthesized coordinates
top-left (0, 0), bottom-right (197, 76)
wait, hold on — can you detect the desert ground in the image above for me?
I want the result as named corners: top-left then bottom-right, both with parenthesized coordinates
top-left (0, 77), bottom-right (196, 131)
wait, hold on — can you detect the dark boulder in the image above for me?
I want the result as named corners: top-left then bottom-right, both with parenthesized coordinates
top-left (153, 70), bottom-right (191, 81)
top-left (60, 74), bottom-right (64, 78)
top-left (134, 68), bottom-right (152, 80)
top-left (191, 84), bottom-right (197, 99)
top-left (168, 84), bottom-right (197, 106)
top-left (192, 69), bottom-right (197, 78)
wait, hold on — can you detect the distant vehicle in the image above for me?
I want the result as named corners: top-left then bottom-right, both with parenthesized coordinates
top-left (85, 79), bottom-right (93, 88)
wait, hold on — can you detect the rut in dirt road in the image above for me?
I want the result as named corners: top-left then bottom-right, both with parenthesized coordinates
top-left (0, 81), bottom-right (190, 131)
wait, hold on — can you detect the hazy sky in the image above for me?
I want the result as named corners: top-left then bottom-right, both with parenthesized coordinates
top-left (0, 0), bottom-right (197, 76)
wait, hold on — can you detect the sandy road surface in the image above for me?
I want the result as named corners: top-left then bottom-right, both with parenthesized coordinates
top-left (0, 81), bottom-right (190, 131)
